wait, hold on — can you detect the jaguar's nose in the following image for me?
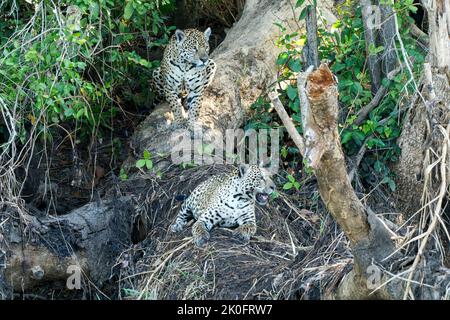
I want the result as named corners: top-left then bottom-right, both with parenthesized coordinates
top-left (200, 56), bottom-right (208, 63)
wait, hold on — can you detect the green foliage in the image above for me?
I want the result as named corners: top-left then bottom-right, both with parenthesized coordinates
top-left (180, 161), bottom-right (197, 170)
top-left (0, 0), bottom-right (174, 144)
top-left (283, 174), bottom-right (301, 190)
top-left (247, 0), bottom-right (425, 191)
top-left (119, 167), bottom-right (129, 181)
top-left (136, 149), bottom-right (153, 170)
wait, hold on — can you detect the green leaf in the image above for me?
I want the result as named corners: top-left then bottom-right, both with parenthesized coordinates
top-left (292, 114), bottom-right (302, 123)
top-left (145, 159), bottom-right (153, 170)
top-left (136, 159), bottom-right (146, 168)
top-left (332, 63), bottom-right (346, 73)
top-left (143, 150), bottom-right (151, 160)
top-left (367, 137), bottom-right (386, 148)
top-left (352, 130), bottom-right (365, 143)
top-left (270, 191), bottom-right (279, 200)
top-left (283, 182), bottom-right (293, 190)
top-left (294, 181), bottom-right (301, 190)
top-left (299, 5), bottom-right (310, 21)
top-left (374, 160), bottom-right (383, 173)
top-left (124, 1), bottom-right (134, 20)
top-left (382, 177), bottom-right (396, 192)
top-left (89, 2), bottom-right (100, 19)
top-left (341, 131), bottom-right (353, 144)
top-left (119, 168), bottom-right (128, 181)
top-left (289, 99), bottom-right (300, 113)
top-left (368, 43), bottom-right (384, 55)
top-left (287, 174), bottom-right (295, 183)
top-left (281, 146), bottom-right (288, 159)
top-left (340, 79), bottom-right (354, 87)
top-left (384, 126), bottom-right (392, 138)
top-left (276, 52), bottom-right (289, 65)
top-left (64, 108), bottom-right (74, 117)
top-left (287, 85), bottom-right (298, 100)
top-left (295, 0), bottom-right (305, 8)
top-left (288, 59), bottom-right (302, 72)
top-left (75, 108), bottom-right (84, 119)
top-left (409, 5), bottom-right (418, 13)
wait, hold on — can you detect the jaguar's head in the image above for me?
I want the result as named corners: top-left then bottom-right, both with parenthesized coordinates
top-left (238, 164), bottom-right (276, 206)
top-left (174, 28), bottom-right (211, 67)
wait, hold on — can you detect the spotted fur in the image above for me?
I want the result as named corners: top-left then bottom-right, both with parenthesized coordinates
top-left (150, 28), bottom-right (216, 130)
top-left (171, 164), bottom-right (276, 247)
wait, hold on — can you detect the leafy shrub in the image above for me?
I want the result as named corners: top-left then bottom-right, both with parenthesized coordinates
top-left (246, 0), bottom-right (425, 191)
top-left (0, 0), bottom-right (175, 145)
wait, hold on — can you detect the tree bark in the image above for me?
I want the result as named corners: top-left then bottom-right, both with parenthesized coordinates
top-left (395, 0), bottom-right (450, 215)
top-left (3, 197), bottom-right (137, 293)
top-left (302, 4), bottom-right (319, 69)
top-left (423, 0), bottom-right (450, 69)
top-left (377, 0), bottom-right (397, 79)
top-left (361, 0), bottom-right (382, 94)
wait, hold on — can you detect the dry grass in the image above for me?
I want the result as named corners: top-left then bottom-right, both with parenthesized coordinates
top-left (114, 163), bottom-right (352, 300)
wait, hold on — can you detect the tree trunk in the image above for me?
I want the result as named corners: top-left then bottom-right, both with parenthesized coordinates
top-left (270, 65), bottom-right (401, 299)
top-left (377, 0), bottom-right (397, 79)
top-left (395, 0), bottom-right (450, 216)
top-left (361, 0), bottom-right (382, 94)
top-left (3, 197), bottom-right (136, 293)
top-left (302, 3), bottom-right (319, 69)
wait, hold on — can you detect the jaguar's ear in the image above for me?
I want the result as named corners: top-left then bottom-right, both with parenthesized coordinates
top-left (175, 29), bottom-right (186, 45)
top-left (238, 163), bottom-right (249, 178)
top-left (204, 27), bottom-right (211, 40)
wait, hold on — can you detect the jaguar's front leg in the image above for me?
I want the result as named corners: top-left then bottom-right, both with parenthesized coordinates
top-left (234, 223), bottom-right (257, 242)
top-left (171, 202), bottom-right (193, 232)
top-left (234, 210), bottom-right (257, 242)
top-left (185, 60), bottom-right (216, 131)
top-left (164, 85), bottom-right (186, 128)
top-left (204, 59), bottom-right (216, 87)
top-left (192, 213), bottom-right (214, 247)
top-left (185, 88), bottom-right (204, 132)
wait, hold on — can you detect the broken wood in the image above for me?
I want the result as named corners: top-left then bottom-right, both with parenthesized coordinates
top-left (270, 64), bottom-right (400, 299)
top-left (4, 197), bottom-right (136, 293)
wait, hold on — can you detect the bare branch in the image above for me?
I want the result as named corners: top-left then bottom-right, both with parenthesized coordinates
top-left (354, 67), bottom-right (401, 126)
top-left (268, 92), bottom-right (305, 155)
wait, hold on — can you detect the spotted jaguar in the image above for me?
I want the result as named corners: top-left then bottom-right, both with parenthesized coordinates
top-left (150, 28), bottom-right (216, 130)
top-left (171, 164), bottom-right (276, 247)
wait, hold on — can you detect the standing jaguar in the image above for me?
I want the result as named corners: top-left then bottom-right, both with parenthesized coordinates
top-left (170, 164), bottom-right (276, 247)
top-left (150, 27), bottom-right (216, 130)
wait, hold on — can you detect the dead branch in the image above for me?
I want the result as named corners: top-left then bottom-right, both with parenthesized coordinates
top-left (271, 63), bottom-right (401, 299)
top-left (409, 22), bottom-right (429, 47)
top-left (354, 67), bottom-right (401, 126)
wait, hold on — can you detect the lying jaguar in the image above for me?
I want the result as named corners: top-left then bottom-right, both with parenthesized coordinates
top-left (171, 164), bottom-right (276, 247)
